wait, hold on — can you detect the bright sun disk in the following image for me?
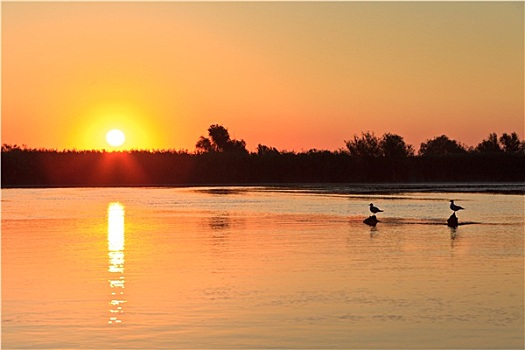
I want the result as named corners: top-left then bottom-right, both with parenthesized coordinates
top-left (106, 129), bottom-right (126, 147)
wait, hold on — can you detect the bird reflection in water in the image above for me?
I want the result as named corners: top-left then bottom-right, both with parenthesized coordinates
top-left (369, 226), bottom-right (378, 237)
top-left (107, 202), bottom-right (126, 324)
top-left (209, 213), bottom-right (230, 231)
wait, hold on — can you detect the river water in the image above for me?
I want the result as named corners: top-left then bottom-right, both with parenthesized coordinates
top-left (2, 185), bottom-right (524, 348)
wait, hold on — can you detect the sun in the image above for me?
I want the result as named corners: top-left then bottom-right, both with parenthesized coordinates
top-left (106, 129), bottom-right (126, 147)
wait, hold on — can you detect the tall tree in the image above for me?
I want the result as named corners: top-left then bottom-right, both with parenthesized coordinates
top-left (195, 124), bottom-right (248, 154)
top-left (499, 132), bottom-right (523, 153)
top-left (208, 124), bottom-right (231, 152)
top-left (345, 132), bottom-right (382, 158)
top-left (380, 133), bottom-right (414, 158)
top-left (475, 133), bottom-right (502, 153)
top-left (195, 136), bottom-right (213, 153)
top-left (419, 135), bottom-right (467, 156)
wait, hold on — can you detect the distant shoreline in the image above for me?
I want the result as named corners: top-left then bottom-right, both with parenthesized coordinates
top-left (2, 148), bottom-right (524, 188)
top-left (3, 182), bottom-right (524, 195)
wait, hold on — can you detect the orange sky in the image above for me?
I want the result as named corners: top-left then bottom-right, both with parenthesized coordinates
top-left (2, 1), bottom-right (523, 151)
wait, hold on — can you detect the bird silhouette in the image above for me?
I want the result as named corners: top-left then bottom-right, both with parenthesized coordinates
top-left (369, 203), bottom-right (383, 214)
top-left (449, 200), bottom-right (464, 212)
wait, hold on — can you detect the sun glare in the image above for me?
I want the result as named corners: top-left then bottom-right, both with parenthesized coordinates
top-left (106, 129), bottom-right (126, 147)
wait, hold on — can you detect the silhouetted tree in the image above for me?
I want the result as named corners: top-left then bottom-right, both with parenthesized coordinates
top-left (345, 132), bottom-right (414, 159)
top-left (499, 132), bottom-right (523, 154)
top-left (195, 124), bottom-right (248, 154)
top-left (419, 135), bottom-right (467, 156)
top-left (380, 133), bottom-right (414, 158)
top-left (208, 124), bottom-right (231, 151)
top-left (475, 133), bottom-right (502, 153)
top-left (345, 132), bottom-right (382, 158)
top-left (195, 136), bottom-right (213, 153)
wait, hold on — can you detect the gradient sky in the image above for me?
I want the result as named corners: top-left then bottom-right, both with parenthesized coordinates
top-left (2, 1), bottom-right (523, 151)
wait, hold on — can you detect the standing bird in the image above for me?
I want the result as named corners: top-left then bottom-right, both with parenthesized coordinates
top-left (449, 200), bottom-right (464, 212)
top-left (369, 203), bottom-right (383, 214)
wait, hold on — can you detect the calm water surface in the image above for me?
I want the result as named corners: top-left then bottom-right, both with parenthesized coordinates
top-left (2, 186), bottom-right (524, 349)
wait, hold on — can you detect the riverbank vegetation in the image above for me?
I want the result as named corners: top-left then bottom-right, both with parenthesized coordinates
top-left (2, 125), bottom-right (524, 187)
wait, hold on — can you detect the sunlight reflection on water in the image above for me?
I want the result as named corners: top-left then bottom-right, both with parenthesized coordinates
top-left (107, 202), bottom-right (126, 324)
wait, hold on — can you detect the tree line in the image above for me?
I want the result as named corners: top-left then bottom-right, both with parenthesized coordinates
top-left (2, 124), bottom-right (524, 187)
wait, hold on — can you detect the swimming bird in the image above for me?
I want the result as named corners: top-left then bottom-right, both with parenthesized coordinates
top-left (449, 200), bottom-right (464, 212)
top-left (369, 203), bottom-right (383, 214)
